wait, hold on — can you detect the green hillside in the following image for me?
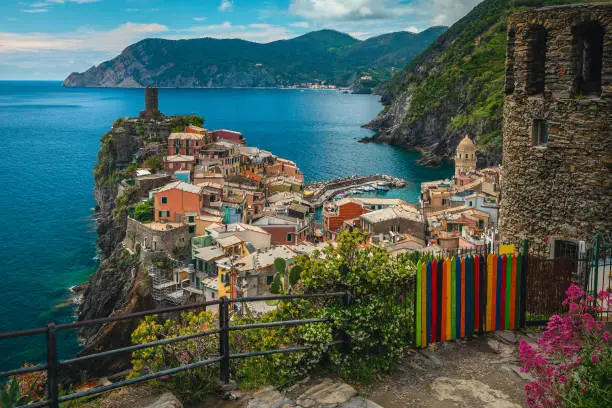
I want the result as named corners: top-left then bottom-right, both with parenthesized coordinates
top-left (63, 28), bottom-right (447, 89)
top-left (368, 0), bottom-right (596, 166)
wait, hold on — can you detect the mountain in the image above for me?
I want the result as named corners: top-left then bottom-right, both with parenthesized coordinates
top-left (365, 0), bottom-right (591, 166)
top-left (63, 27), bottom-right (447, 89)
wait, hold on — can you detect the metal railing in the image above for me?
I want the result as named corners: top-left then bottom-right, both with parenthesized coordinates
top-left (0, 291), bottom-right (348, 408)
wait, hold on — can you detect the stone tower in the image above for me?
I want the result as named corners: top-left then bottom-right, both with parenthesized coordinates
top-left (139, 87), bottom-right (160, 118)
top-left (455, 135), bottom-right (478, 177)
top-left (500, 3), bottom-right (611, 247)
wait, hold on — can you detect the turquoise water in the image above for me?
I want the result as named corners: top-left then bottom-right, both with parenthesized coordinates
top-left (0, 81), bottom-right (452, 370)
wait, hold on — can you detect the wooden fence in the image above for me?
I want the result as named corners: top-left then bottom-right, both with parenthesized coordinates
top-left (415, 253), bottom-right (525, 348)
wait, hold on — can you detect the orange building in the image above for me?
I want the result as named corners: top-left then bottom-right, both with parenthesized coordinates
top-left (154, 181), bottom-right (203, 223)
top-left (322, 198), bottom-right (368, 237)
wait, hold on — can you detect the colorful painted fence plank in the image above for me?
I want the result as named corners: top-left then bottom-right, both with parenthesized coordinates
top-left (415, 252), bottom-right (525, 348)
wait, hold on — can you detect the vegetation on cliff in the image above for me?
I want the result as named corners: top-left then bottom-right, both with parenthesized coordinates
top-left (369, 0), bottom-right (591, 166)
top-left (62, 28), bottom-right (446, 90)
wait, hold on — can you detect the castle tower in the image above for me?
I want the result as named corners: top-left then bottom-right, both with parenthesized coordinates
top-left (139, 87), bottom-right (161, 118)
top-left (455, 135), bottom-right (477, 177)
top-left (500, 3), bottom-right (611, 247)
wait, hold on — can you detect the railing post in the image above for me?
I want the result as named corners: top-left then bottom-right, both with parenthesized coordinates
top-left (46, 323), bottom-right (59, 408)
top-left (519, 239), bottom-right (529, 328)
top-left (592, 233), bottom-right (600, 301)
top-left (218, 297), bottom-right (230, 384)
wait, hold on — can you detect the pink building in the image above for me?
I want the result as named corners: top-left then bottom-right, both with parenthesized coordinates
top-left (168, 132), bottom-right (206, 157)
top-left (212, 129), bottom-right (246, 145)
top-left (164, 155), bottom-right (195, 174)
top-left (198, 142), bottom-right (240, 177)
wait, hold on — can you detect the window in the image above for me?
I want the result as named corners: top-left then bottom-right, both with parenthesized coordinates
top-left (188, 216), bottom-right (194, 223)
top-left (158, 210), bottom-right (169, 218)
top-left (188, 225), bottom-right (195, 233)
top-left (161, 196), bottom-right (168, 204)
top-left (176, 148), bottom-right (179, 155)
top-left (552, 239), bottom-right (579, 260)
top-left (526, 26), bottom-right (547, 95)
top-left (266, 275), bottom-right (274, 285)
top-left (572, 22), bottom-right (604, 97)
top-left (532, 119), bottom-right (549, 146)
top-left (465, 154), bottom-right (469, 159)
top-left (211, 292), bottom-right (215, 299)
top-left (505, 29), bottom-right (516, 95)
top-left (286, 233), bottom-right (293, 243)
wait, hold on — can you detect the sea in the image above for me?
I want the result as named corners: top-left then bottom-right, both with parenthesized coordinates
top-left (0, 81), bottom-right (452, 370)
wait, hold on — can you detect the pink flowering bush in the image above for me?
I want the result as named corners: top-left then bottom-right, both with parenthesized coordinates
top-left (519, 285), bottom-right (611, 407)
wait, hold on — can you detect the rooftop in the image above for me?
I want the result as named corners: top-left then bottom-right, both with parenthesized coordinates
top-left (216, 234), bottom-right (244, 248)
top-left (194, 246), bottom-right (224, 262)
top-left (361, 205), bottom-right (423, 224)
top-left (235, 245), bottom-right (297, 272)
top-left (169, 132), bottom-right (205, 140)
top-left (156, 181), bottom-right (202, 195)
top-left (164, 154), bottom-right (195, 162)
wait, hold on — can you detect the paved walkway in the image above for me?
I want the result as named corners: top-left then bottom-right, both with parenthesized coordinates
top-left (360, 332), bottom-right (536, 408)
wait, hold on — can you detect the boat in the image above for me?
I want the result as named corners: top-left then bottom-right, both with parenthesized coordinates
top-left (375, 181), bottom-right (390, 191)
top-left (361, 185), bottom-right (375, 192)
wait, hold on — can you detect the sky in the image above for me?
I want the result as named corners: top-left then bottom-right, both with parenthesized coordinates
top-left (0, 0), bottom-right (483, 80)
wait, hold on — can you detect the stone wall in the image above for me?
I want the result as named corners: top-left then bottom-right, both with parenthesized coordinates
top-left (125, 218), bottom-right (191, 260)
top-left (500, 3), bottom-right (612, 245)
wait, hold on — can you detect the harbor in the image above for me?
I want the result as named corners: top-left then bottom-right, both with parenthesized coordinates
top-left (304, 174), bottom-right (408, 208)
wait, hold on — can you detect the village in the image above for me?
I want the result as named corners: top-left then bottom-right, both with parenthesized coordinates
top-left (119, 88), bottom-right (503, 312)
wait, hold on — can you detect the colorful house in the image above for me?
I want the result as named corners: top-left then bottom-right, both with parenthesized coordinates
top-left (253, 214), bottom-right (309, 245)
top-left (212, 129), bottom-right (246, 145)
top-left (168, 132), bottom-right (206, 157)
top-left (323, 199), bottom-right (368, 237)
top-left (163, 154), bottom-right (195, 174)
top-left (153, 181), bottom-right (203, 224)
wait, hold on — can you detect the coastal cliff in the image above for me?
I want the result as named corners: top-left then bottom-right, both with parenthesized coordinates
top-left (364, 0), bottom-right (588, 167)
top-left (77, 115), bottom-right (190, 375)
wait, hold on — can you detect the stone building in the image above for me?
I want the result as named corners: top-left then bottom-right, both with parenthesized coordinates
top-left (454, 135), bottom-right (478, 177)
top-left (139, 87), bottom-right (160, 118)
top-left (500, 3), bottom-right (611, 249)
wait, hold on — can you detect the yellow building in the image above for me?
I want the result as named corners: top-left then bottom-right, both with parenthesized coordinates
top-left (455, 135), bottom-right (478, 177)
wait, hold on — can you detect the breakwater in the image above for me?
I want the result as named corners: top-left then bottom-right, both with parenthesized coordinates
top-left (304, 174), bottom-right (407, 207)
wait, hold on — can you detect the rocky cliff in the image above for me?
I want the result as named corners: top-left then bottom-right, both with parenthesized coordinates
top-left (365, 0), bottom-right (589, 167)
top-left (76, 115), bottom-right (191, 376)
top-left (62, 28), bottom-right (446, 89)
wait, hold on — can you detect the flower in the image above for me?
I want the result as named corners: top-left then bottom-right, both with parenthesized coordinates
top-left (590, 355), bottom-right (599, 364)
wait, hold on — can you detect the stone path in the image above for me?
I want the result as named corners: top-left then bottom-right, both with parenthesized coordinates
top-left (358, 332), bottom-right (537, 408)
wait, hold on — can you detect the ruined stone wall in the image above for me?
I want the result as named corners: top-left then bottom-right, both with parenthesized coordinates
top-left (125, 218), bottom-right (191, 259)
top-left (500, 3), bottom-right (612, 245)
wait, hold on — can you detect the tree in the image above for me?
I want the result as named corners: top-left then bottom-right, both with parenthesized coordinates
top-left (143, 155), bottom-right (162, 171)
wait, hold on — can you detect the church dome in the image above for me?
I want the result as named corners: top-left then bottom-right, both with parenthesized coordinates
top-left (457, 135), bottom-right (477, 152)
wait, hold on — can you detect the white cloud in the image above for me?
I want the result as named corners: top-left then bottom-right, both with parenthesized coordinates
top-left (218, 0), bottom-right (234, 12)
top-left (422, 0), bottom-right (481, 26)
top-left (21, 8), bottom-right (49, 13)
top-left (290, 21), bottom-right (310, 28)
top-left (404, 26), bottom-right (420, 33)
top-left (193, 17), bottom-right (207, 22)
top-left (0, 22), bottom-right (168, 53)
top-left (174, 22), bottom-right (291, 43)
top-left (289, 0), bottom-right (414, 21)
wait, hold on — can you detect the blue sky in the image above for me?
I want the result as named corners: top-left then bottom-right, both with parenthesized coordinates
top-left (0, 0), bottom-right (482, 80)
